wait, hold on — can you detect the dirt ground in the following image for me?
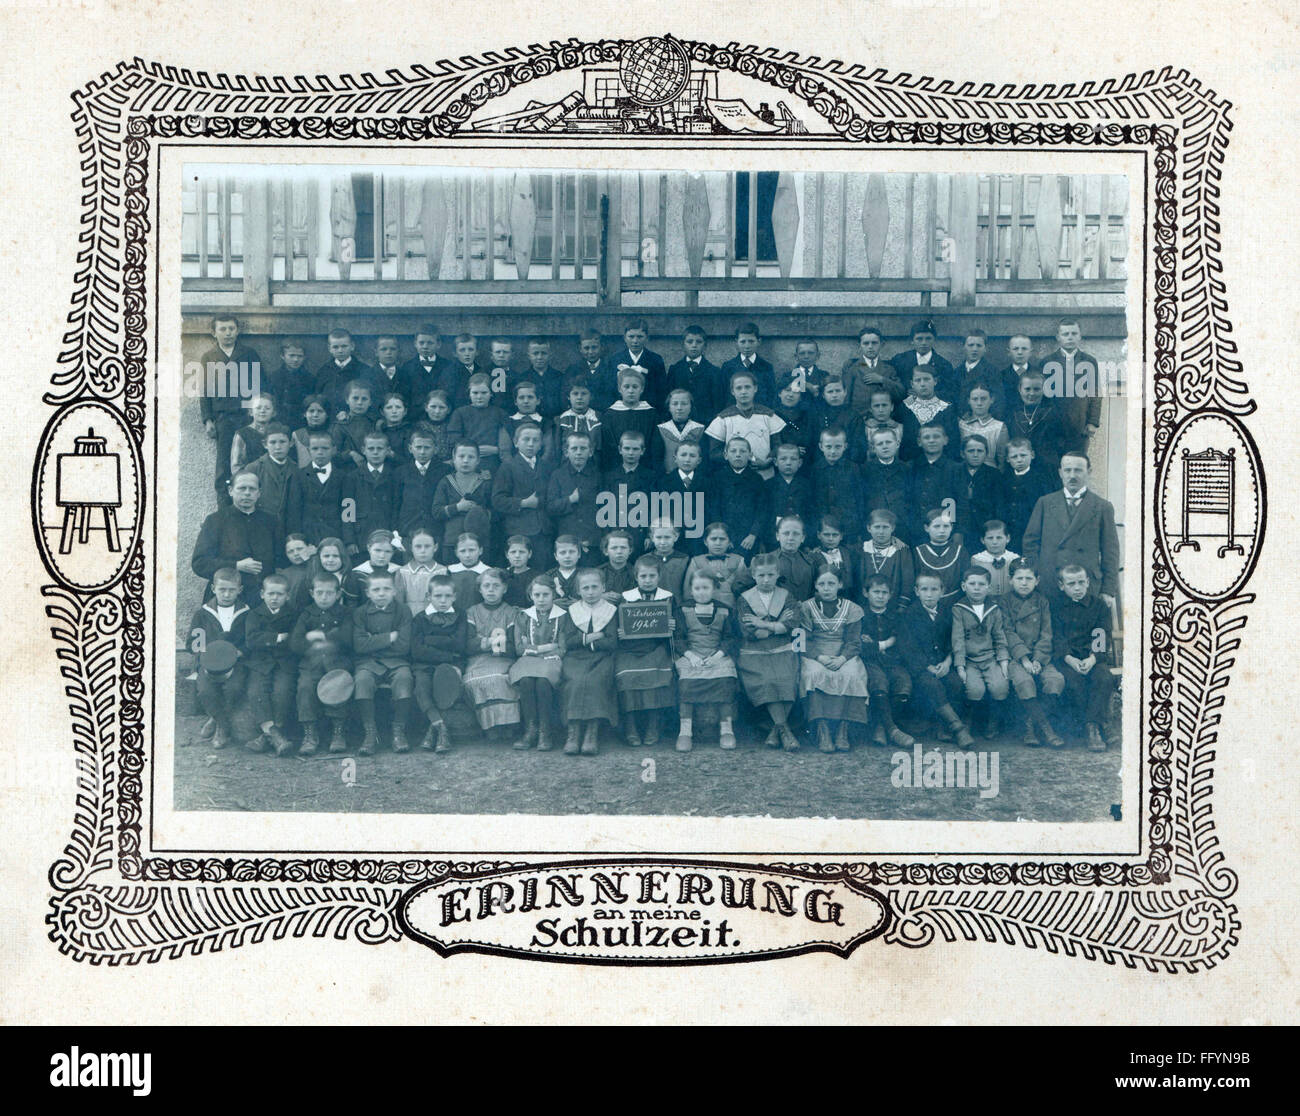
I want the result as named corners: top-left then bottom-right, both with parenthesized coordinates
top-left (174, 705), bottom-right (1123, 822)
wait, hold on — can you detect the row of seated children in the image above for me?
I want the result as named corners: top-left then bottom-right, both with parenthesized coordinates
top-left (190, 520), bottom-right (1115, 758)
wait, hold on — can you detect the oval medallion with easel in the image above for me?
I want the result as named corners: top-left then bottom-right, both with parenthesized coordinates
top-left (32, 401), bottom-right (143, 592)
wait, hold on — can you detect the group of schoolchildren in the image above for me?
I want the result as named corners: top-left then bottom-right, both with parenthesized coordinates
top-left (189, 313), bottom-right (1116, 759)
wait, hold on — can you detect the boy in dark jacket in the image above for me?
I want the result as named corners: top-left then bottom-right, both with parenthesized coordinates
top-left (545, 431), bottom-right (603, 558)
top-left (242, 572), bottom-right (298, 756)
top-left (860, 574), bottom-right (914, 748)
top-left (860, 429), bottom-right (913, 545)
top-left (394, 425), bottom-right (447, 543)
top-left (492, 421), bottom-right (554, 563)
top-left (411, 575), bottom-right (468, 753)
top-left (187, 567), bottom-right (251, 749)
top-left (764, 442), bottom-right (813, 549)
top-left (1051, 565), bottom-right (1116, 752)
top-left (198, 315), bottom-right (263, 497)
top-left (897, 572), bottom-right (974, 748)
top-left (810, 427), bottom-right (865, 543)
top-left (353, 431), bottom-right (401, 552)
top-left (1002, 559), bottom-right (1065, 748)
top-left (713, 437), bottom-right (768, 560)
top-left (955, 434), bottom-right (1005, 543)
top-left (285, 431), bottom-right (357, 553)
top-left (1001, 437), bottom-right (1055, 552)
top-left (666, 325), bottom-right (723, 422)
top-left (351, 571), bottom-right (414, 754)
top-left (290, 573), bottom-right (354, 755)
top-left (950, 565), bottom-right (1011, 736)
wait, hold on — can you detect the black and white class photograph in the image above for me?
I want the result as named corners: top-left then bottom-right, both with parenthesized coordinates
top-left (174, 153), bottom-right (1132, 823)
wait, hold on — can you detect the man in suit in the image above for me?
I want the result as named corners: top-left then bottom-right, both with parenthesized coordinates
top-left (1021, 452), bottom-right (1120, 609)
top-left (890, 318), bottom-right (958, 404)
top-left (1040, 318), bottom-right (1103, 457)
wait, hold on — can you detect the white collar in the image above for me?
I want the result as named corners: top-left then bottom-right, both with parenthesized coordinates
top-left (915, 351), bottom-right (932, 363)
top-left (569, 599), bottom-right (617, 628)
top-left (622, 587), bottom-right (672, 601)
top-left (1064, 487), bottom-right (1089, 500)
top-left (203, 601), bottom-right (249, 626)
top-left (524, 604), bottom-right (567, 621)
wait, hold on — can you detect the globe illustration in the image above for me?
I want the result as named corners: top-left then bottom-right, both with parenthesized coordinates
top-left (619, 36), bottom-right (691, 107)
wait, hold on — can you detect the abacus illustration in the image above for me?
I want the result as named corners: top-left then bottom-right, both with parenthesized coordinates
top-left (1173, 447), bottom-right (1244, 559)
top-left (55, 428), bottom-right (122, 555)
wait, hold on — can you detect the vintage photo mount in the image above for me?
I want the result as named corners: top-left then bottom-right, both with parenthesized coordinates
top-left (34, 38), bottom-right (1263, 968)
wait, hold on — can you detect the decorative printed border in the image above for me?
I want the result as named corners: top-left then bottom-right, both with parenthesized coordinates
top-left (36, 41), bottom-right (1258, 971)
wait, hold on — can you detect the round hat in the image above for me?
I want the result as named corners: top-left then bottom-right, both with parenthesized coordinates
top-left (431, 663), bottom-right (462, 710)
top-left (317, 668), bottom-right (355, 706)
top-left (199, 640), bottom-right (239, 676)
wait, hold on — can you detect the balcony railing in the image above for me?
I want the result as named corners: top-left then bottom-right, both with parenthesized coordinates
top-left (182, 170), bottom-right (1127, 308)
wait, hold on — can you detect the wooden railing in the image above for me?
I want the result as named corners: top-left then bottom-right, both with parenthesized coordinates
top-left (182, 170), bottom-right (1127, 307)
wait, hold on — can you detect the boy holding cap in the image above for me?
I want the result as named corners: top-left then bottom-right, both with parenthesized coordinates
top-left (290, 572), bottom-right (354, 755)
top-left (188, 567), bottom-right (250, 750)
